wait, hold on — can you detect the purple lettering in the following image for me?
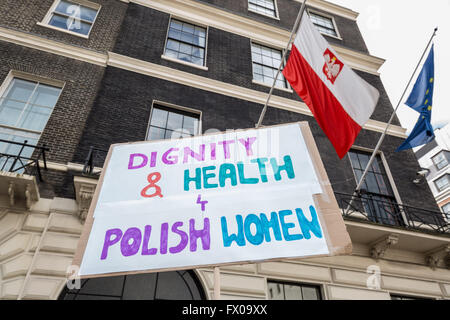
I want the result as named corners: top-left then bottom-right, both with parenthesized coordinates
top-left (238, 137), bottom-right (257, 156)
top-left (189, 218), bottom-right (211, 252)
top-left (169, 222), bottom-right (189, 254)
top-left (101, 228), bottom-right (122, 260)
top-left (210, 143), bottom-right (217, 160)
top-left (150, 152), bottom-right (157, 168)
top-left (120, 227), bottom-right (142, 257)
top-left (183, 145), bottom-right (206, 163)
top-left (142, 225), bottom-right (157, 255)
top-left (128, 153), bottom-right (148, 170)
top-left (160, 222), bottom-right (169, 254)
top-left (218, 140), bottom-right (235, 159)
top-left (162, 148), bottom-right (179, 165)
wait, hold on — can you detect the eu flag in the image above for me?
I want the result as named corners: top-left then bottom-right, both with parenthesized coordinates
top-left (397, 45), bottom-right (435, 151)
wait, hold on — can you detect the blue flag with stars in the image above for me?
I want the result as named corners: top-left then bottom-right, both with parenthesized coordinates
top-left (397, 45), bottom-right (435, 151)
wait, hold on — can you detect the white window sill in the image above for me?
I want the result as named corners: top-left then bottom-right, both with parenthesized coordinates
top-left (36, 22), bottom-right (90, 39)
top-left (248, 8), bottom-right (280, 21)
top-left (321, 32), bottom-right (343, 41)
top-left (252, 80), bottom-right (293, 93)
top-left (161, 55), bottom-right (208, 71)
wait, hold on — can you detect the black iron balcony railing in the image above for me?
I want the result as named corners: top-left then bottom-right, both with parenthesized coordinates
top-left (0, 139), bottom-right (49, 181)
top-left (335, 192), bottom-right (449, 235)
top-left (82, 146), bottom-right (108, 176)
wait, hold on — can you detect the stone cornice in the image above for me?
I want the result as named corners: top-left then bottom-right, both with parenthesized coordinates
top-left (0, 26), bottom-right (405, 138)
top-left (108, 52), bottom-right (405, 138)
top-left (131, 0), bottom-right (383, 75)
top-left (0, 27), bottom-right (107, 66)
top-left (295, 0), bottom-right (359, 20)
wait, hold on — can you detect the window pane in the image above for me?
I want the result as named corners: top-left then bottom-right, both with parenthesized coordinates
top-left (150, 108), bottom-right (168, 128)
top-left (170, 20), bottom-right (183, 31)
top-left (365, 173), bottom-right (380, 194)
top-left (268, 282), bottom-right (321, 300)
top-left (194, 26), bottom-right (205, 37)
top-left (79, 5), bottom-right (98, 22)
top-left (251, 43), bottom-right (286, 88)
top-left (54, 0), bottom-right (76, 15)
top-left (249, 0), bottom-right (276, 17)
top-left (49, 14), bottom-right (70, 30)
top-left (268, 283), bottom-right (284, 300)
top-left (148, 106), bottom-right (199, 141)
top-left (252, 52), bottom-right (262, 64)
top-left (435, 175), bottom-right (449, 191)
top-left (181, 22), bottom-right (195, 34)
top-left (4, 79), bottom-right (36, 102)
top-left (302, 286), bottom-right (320, 300)
top-left (442, 203), bottom-right (450, 214)
top-left (17, 105), bottom-right (53, 132)
top-left (178, 53), bottom-right (194, 64)
top-left (166, 112), bottom-right (183, 131)
top-left (168, 29), bottom-right (182, 41)
top-left (55, 1), bottom-right (98, 22)
top-left (166, 39), bottom-right (180, 51)
top-left (309, 12), bottom-right (337, 37)
top-left (348, 151), bottom-right (360, 169)
top-left (0, 79), bottom-right (60, 131)
top-left (148, 126), bottom-right (165, 141)
top-left (166, 19), bottom-right (206, 66)
top-left (165, 49), bottom-right (178, 59)
top-left (179, 43), bottom-right (192, 55)
top-left (181, 32), bottom-right (195, 45)
top-left (49, 14), bottom-right (92, 35)
top-left (192, 48), bottom-right (204, 59)
top-left (183, 116), bottom-right (199, 135)
top-left (284, 284), bottom-right (302, 300)
top-left (29, 84), bottom-right (61, 107)
top-left (0, 99), bottom-right (26, 127)
top-left (433, 152), bottom-right (448, 170)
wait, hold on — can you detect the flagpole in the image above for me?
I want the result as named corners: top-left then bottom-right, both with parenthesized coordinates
top-left (348, 27), bottom-right (438, 207)
top-left (255, 0), bottom-right (308, 128)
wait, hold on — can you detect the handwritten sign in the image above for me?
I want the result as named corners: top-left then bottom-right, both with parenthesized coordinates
top-left (74, 122), bottom-right (352, 277)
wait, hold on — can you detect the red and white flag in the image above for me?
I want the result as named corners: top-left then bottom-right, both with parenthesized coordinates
top-left (283, 12), bottom-right (380, 159)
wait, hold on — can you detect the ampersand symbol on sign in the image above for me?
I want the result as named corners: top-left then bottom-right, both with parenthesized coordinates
top-left (140, 172), bottom-right (163, 198)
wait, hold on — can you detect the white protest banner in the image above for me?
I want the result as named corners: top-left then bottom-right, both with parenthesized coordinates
top-left (73, 122), bottom-right (352, 277)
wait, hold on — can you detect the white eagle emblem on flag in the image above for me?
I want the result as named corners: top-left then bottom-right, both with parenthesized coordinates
top-left (323, 48), bottom-right (343, 84)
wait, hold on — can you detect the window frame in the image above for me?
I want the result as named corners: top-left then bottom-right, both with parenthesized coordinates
top-left (433, 174), bottom-right (450, 193)
top-left (267, 280), bottom-right (323, 300)
top-left (146, 100), bottom-right (202, 141)
top-left (348, 147), bottom-right (402, 201)
top-left (161, 16), bottom-right (209, 71)
top-left (247, 0), bottom-right (280, 20)
top-left (0, 70), bottom-right (64, 168)
top-left (307, 9), bottom-right (342, 40)
top-left (390, 293), bottom-right (435, 300)
top-left (250, 41), bottom-right (292, 92)
top-left (441, 203), bottom-right (450, 219)
top-left (347, 146), bottom-right (406, 226)
top-left (432, 150), bottom-right (449, 171)
top-left (38, 0), bottom-right (101, 39)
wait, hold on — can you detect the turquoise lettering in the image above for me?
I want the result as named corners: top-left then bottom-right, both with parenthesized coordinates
top-left (221, 215), bottom-right (246, 247)
top-left (296, 206), bottom-right (323, 239)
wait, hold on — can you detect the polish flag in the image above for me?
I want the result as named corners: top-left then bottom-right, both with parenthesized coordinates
top-left (282, 12), bottom-right (380, 159)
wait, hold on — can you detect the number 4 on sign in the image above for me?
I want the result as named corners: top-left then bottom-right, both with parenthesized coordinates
top-left (196, 194), bottom-right (208, 212)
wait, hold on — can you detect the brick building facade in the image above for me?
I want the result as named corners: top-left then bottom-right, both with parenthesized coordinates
top-left (0, 0), bottom-right (448, 300)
